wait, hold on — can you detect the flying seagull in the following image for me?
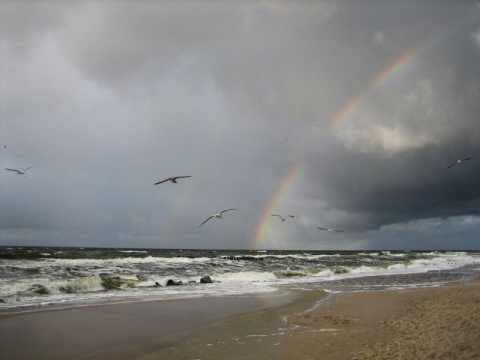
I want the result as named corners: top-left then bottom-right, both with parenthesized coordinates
top-left (199, 209), bottom-right (236, 227)
top-left (154, 175), bottom-right (191, 185)
top-left (271, 214), bottom-right (294, 222)
top-left (317, 227), bottom-right (344, 233)
top-left (446, 157), bottom-right (473, 169)
top-left (5, 167), bottom-right (33, 174)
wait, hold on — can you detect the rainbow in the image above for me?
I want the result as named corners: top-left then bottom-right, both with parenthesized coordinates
top-left (331, 44), bottom-right (424, 129)
top-left (163, 149), bottom-right (222, 242)
top-left (163, 175), bottom-right (198, 239)
top-left (332, 10), bottom-right (480, 130)
top-left (163, 120), bottom-right (229, 242)
top-left (250, 163), bottom-right (303, 249)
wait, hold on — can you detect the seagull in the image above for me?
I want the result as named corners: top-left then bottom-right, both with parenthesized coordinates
top-left (5, 167), bottom-right (33, 174)
top-left (317, 226), bottom-right (344, 233)
top-left (271, 214), bottom-right (294, 222)
top-left (154, 175), bottom-right (191, 185)
top-left (199, 209), bottom-right (236, 227)
top-left (446, 157), bottom-right (473, 169)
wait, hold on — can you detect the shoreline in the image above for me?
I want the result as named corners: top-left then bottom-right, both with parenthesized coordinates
top-left (136, 277), bottom-right (480, 360)
top-left (1, 277), bottom-right (480, 359)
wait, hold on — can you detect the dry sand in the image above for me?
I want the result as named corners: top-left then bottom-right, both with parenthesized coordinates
top-left (1, 278), bottom-right (479, 360)
top-left (283, 278), bottom-right (480, 360)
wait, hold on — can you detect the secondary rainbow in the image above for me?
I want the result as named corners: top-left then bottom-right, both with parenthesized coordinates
top-left (251, 163), bottom-right (303, 249)
top-left (163, 119), bottom-right (229, 241)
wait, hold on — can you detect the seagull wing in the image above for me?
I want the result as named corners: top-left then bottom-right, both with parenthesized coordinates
top-left (199, 216), bottom-right (215, 227)
top-left (5, 168), bottom-right (21, 174)
top-left (220, 209), bottom-right (236, 215)
top-left (153, 178), bottom-right (170, 185)
top-left (154, 175), bottom-right (191, 185)
top-left (333, 229), bottom-right (344, 232)
top-left (317, 227), bottom-right (329, 231)
top-left (287, 215), bottom-right (294, 218)
top-left (271, 214), bottom-right (282, 218)
top-left (447, 157), bottom-right (473, 169)
top-left (23, 167), bottom-right (33, 171)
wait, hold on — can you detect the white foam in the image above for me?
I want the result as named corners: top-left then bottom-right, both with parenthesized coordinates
top-left (2, 250), bottom-right (480, 311)
top-left (215, 271), bottom-right (278, 283)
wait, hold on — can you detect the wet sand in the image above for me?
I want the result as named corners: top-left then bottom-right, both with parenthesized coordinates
top-left (1, 278), bottom-right (480, 360)
top-left (0, 292), bottom-right (299, 360)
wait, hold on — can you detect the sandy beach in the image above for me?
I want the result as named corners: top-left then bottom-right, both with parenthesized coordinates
top-left (1, 277), bottom-right (480, 360)
top-left (283, 278), bottom-right (480, 360)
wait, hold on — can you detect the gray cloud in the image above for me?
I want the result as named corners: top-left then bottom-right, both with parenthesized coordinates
top-left (1, 1), bottom-right (480, 250)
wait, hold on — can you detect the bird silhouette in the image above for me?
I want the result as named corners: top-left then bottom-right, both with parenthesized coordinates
top-left (154, 175), bottom-right (191, 185)
top-left (446, 157), bottom-right (473, 169)
top-left (5, 167), bottom-right (33, 175)
top-left (199, 209), bottom-right (236, 227)
top-left (317, 227), bottom-right (344, 233)
top-left (271, 214), bottom-right (294, 222)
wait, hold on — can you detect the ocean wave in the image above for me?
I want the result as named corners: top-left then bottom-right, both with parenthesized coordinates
top-left (1, 248), bottom-right (480, 312)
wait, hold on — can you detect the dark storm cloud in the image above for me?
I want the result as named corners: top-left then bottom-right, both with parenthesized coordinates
top-left (1, 1), bottom-right (480, 250)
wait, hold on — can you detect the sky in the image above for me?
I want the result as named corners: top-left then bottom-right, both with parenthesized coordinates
top-left (1, 1), bottom-right (480, 251)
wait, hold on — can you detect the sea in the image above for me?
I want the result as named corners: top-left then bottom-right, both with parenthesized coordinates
top-left (1, 247), bottom-right (480, 313)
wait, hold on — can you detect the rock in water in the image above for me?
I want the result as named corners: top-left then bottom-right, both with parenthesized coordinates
top-left (200, 276), bottom-right (213, 284)
top-left (166, 279), bottom-right (183, 286)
